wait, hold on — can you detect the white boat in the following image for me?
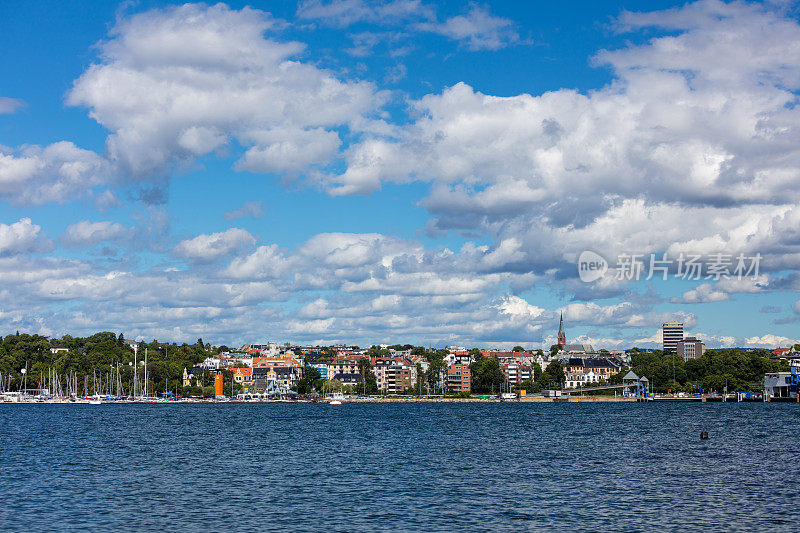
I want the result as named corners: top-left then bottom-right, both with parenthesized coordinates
top-left (1, 392), bottom-right (23, 403)
top-left (327, 392), bottom-right (345, 404)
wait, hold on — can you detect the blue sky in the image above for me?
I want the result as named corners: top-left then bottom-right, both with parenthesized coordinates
top-left (1, 0), bottom-right (800, 348)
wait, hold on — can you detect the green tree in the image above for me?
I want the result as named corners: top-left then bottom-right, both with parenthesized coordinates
top-left (518, 378), bottom-right (540, 393)
top-left (532, 362), bottom-right (543, 382)
top-left (296, 366), bottom-right (322, 395)
top-left (425, 351), bottom-right (445, 393)
top-left (357, 357), bottom-right (372, 377)
top-left (414, 363), bottom-right (425, 395)
top-left (469, 356), bottom-right (505, 393)
top-left (321, 379), bottom-right (343, 393)
top-left (609, 369), bottom-right (627, 384)
top-left (357, 357), bottom-right (378, 394)
top-left (625, 348), bottom-right (785, 393)
top-left (539, 360), bottom-right (565, 388)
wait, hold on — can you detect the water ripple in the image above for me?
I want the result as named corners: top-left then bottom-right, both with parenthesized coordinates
top-left (1, 402), bottom-right (798, 531)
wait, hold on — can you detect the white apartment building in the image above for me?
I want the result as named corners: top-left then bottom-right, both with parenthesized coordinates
top-left (677, 337), bottom-right (705, 360)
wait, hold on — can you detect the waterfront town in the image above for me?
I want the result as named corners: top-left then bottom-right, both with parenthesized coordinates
top-left (6, 1), bottom-right (800, 530)
top-left (1, 317), bottom-right (798, 403)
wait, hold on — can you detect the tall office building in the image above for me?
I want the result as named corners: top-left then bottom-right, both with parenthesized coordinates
top-left (662, 322), bottom-right (684, 352)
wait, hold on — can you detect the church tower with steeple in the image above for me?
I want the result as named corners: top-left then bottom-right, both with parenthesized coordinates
top-left (557, 313), bottom-right (566, 345)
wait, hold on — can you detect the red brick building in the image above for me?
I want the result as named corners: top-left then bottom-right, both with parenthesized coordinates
top-left (446, 365), bottom-right (471, 392)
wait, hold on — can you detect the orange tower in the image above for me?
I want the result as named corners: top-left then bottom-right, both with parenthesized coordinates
top-left (214, 373), bottom-right (224, 397)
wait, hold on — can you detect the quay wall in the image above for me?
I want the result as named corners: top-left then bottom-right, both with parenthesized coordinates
top-left (345, 396), bottom-right (638, 403)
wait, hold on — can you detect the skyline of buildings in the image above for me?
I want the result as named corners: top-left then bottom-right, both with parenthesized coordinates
top-left (130, 314), bottom-right (784, 354)
top-left (178, 316), bottom-right (793, 394)
top-left (2, 0), bottom-right (800, 351)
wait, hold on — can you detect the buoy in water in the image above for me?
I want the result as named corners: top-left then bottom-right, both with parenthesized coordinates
top-left (700, 431), bottom-right (709, 439)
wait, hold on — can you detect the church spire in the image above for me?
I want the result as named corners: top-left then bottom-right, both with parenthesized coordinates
top-left (557, 313), bottom-right (566, 345)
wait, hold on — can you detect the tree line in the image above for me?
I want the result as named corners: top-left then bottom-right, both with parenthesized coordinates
top-left (2, 332), bottom-right (788, 396)
top-left (611, 348), bottom-right (789, 393)
top-left (0, 332), bottom-right (213, 396)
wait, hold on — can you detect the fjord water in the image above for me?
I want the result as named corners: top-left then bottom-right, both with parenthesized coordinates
top-left (1, 403), bottom-right (798, 531)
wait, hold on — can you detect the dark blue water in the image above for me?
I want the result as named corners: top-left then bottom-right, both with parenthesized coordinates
top-left (1, 402), bottom-right (798, 531)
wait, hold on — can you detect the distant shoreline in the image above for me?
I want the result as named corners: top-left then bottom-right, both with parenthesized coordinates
top-left (5, 395), bottom-right (791, 404)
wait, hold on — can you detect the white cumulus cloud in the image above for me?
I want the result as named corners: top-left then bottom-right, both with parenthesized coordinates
top-left (62, 220), bottom-right (133, 248)
top-left (415, 5), bottom-right (521, 50)
top-left (0, 218), bottom-right (48, 256)
top-left (67, 3), bottom-right (382, 182)
top-left (326, 0), bottom-right (800, 282)
top-left (173, 228), bottom-right (256, 263)
top-left (0, 142), bottom-right (111, 205)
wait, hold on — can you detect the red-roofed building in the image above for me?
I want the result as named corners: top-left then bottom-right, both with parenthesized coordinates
top-left (329, 355), bottom-right (362, 377)
top-left (253, 356), bottom-right (302, 369)
top-left (231, 367), bottom-right (253, 385)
